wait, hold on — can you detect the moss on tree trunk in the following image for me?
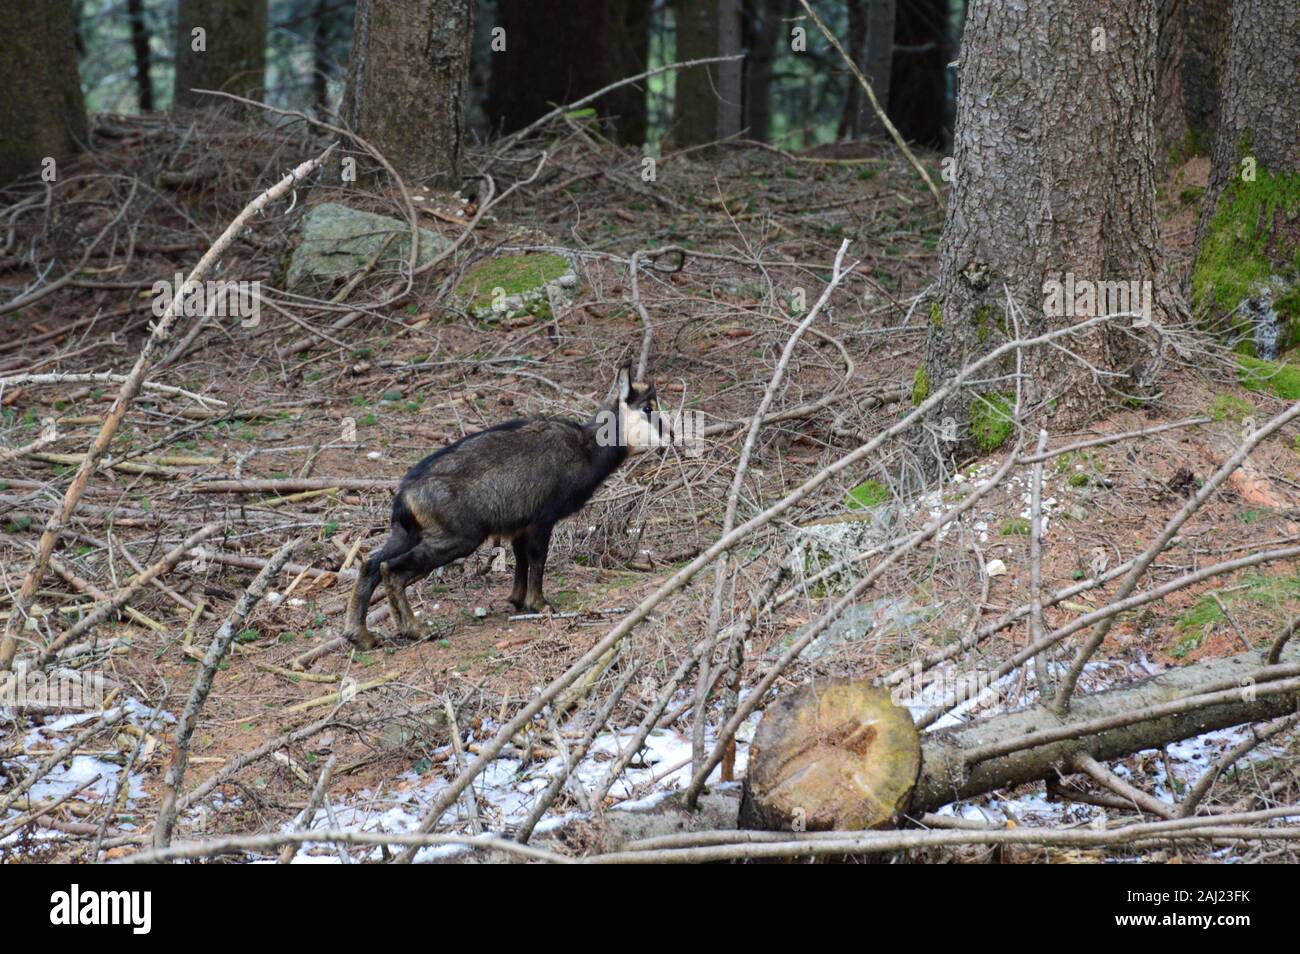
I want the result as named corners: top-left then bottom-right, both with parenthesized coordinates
top-left (1192, 0), bottom-right (1300, 360)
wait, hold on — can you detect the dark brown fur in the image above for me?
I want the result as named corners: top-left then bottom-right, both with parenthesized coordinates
top-left (343, 365), bottom-right (663, 648)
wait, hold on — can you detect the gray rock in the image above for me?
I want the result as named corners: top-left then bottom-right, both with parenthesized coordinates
top-left (285, 202), bottom-right (450, 293)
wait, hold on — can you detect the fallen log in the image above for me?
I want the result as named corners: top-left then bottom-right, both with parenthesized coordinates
top-left (737, 643), bottom-right (1300, 834)
top-left (738, 681), bottom-right (919, 831)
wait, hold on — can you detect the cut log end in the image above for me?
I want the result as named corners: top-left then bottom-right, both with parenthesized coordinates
top-left (739, 680), bottom-right (920, 832)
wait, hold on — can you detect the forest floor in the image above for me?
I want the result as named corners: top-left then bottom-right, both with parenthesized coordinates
top-left (1, 111), bottom-right (1297, 862)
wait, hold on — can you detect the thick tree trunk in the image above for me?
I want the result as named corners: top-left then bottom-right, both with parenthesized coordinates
top-left (1191, 0), bottom-right (1300, 359)
top-left (922, 0), bottom-right (1170, 462)
top-left (341, 0), bottom-right (473, 187)
top-left (126, 0), bottom-right (154, 112)
top-left (485, 0), bottom-right (649, 145)
top-left (742, 0), bottom-right (785, 142)
top-left (173, 0), bottom-right (268, 109)
top-left (0, 0), bottom-right (87, 186)
top-left (888, 0), bottom-right (949, 148)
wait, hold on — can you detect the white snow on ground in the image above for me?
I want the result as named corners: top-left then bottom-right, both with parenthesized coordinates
top-left (283, 708), bottom-right (761, 862)
top-left (0, 697), bottom-right (169, 850)
top-left (1, 640), bottom-right (1289, 861)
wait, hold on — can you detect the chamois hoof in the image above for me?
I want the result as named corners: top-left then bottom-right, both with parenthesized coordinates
top-left (343, 627), bottom-right (376, 650)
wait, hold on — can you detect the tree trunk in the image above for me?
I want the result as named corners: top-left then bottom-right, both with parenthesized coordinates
top-left (608, 0), bottom-right (653, 146)
top-left (312, 0), bottom-right (330, 117)
top-left (837, 0), bottom-right (867, 140)
top-left (341, 0), bottom-right (474, 187)
top-left (860, 0), bottom-right (897, 136)
top-left (173, 0), bottom-right (268, 109)
top-left (1191, 0), bottom-right (1300, 359)
top-left (1180, 0), bottom-right (1226, 157)
top-left (126, 0), bottom-right (154, 112)
top-left (922, 0), bottom-right (1170, 461)
top-left (742, 0), bottom-right (785, 142)
top-left (716, 0), bottom-right (744, 140)
top-left (1156, 0), bottom-right (1226, 168)
top-left (0, 0), bottom-right (87, 186)
top-left (888, 0), bottom-right (949, 148)
top-left (674, 0), bottom-right (721, 146)
top-left (485, 0), bottom-right (649, 145)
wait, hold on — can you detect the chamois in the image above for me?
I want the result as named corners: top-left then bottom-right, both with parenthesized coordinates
top-left (342, 364), bottom-right (668, 649)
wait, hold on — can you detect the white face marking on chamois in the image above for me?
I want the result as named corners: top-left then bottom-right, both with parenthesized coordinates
top-left (619, 384), bottom-right (667, 453)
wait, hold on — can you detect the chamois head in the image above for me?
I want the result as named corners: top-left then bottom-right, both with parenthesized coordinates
top-left (600, 363), bottom-right (670, 454)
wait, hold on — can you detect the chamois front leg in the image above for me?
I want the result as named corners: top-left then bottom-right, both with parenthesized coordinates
top-left (523, 524), bottom-right (555, 614)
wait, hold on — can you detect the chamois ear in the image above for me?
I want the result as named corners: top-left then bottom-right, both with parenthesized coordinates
top-left (615, 363), bottom-right (632, 402)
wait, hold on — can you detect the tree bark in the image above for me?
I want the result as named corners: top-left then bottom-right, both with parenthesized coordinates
top-left (485, 0), bottom-right (649, 145)
top-left (126, 0), bottom-right (154, 112)
top-left (341, 0), bottom-right (474, 187)
top-left (922, 0), bottom-right (1171, 461)
top-left (888, 0), bottom-right (949, 148)
top-left (0, 0), bottom-right (88, 187)
top-left (1191, 0), bottom-right (1300, 358)
top-left (173, 0), bottom-right (268, 109)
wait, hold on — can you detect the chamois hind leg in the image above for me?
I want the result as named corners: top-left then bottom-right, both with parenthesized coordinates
top-left (381, 563), bottom-right (419, 637)
top-left (343, 526), bottom-right (416, 649)
top-left (508, 535), bottom-right (530, 610)
top-left (383, 533), bottom-right (481, 638)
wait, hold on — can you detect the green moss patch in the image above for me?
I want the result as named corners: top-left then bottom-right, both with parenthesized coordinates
top-left (1237, 355), bottom-right (1300, 399)
top-left (1191, 166), bottom-right (1300, 352)
top-left (1210, 393), bottom-right (1254, 422)
top-left (911, 367), bottom-right (929, 406)
top-left (453, 253), bottom-right (571, 310)
top-left (1172, 571), bottom-right (1300, 658)
top-left (968, 392), bottom-right (1015, 452)
top-left (846, 479), bottom-right (890, 511)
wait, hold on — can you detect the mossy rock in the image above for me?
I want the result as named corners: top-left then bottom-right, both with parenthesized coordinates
top-left (1191, 166), bottom-right (1300, 357)
top-left (968, 392), bottom-right (1015, 452)
top-left (284, 202), bottom-right (450, 293)
top-left (451, 253), bottom-right (579, 320)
